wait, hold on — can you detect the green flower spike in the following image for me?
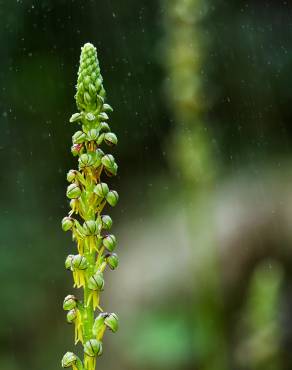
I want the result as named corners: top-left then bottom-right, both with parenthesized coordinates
top-left (61, 42), bottom-right (120, 370)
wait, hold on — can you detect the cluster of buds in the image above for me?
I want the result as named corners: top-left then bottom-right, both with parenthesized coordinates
top-left (61, 43), bottom-right (119, 370)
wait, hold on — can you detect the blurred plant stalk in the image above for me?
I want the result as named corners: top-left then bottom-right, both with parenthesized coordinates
top-left (162, 2), bottom-right (229, 370)
top-left (163, 0), bottom-right (215, 188)
top-left (61, 43), bottom-right (119, 370)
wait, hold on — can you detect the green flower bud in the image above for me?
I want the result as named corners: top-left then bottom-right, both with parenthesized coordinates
top-left (65, 255), bottom-right (74, 270)
top-left (85, 112), bottom-right (96, 122)
top-left (106, 190), bottom-right (119, 207)
top-left (92, 313), bottom-right (107, 336)
top-left (104, 132), bottom-right (118, 146)
top-left (96, 148), bottom-right (105, 157)
top-left (87, 129), bottom-right (99, 141)
top-left (103, 234), bottom-right (117, 252)
top-left (72, 130), bottom-right (87, 144)
top-left (61, 352), bottom-right (77, 368)
top-left (99, 87), bottom-right (106, 98)
top-left (92, 152), bottom-right (102, 168)
top-left (84, 339), bottom-right (103, 357)
top-left (84, 91), bottom-right (92, 105)
top-left (106, 253), bottom-right (119, 270)
top-left (69, 112), bottom-right (82, 123)
top-left (101, 154), bottom-right (115, 169)
top-left (72, 255), bottom-right (88, 270)
top-left (102, 154), bottom-right (118, 176)
top-left (95, 78), bottom-right (102, 91)
top-left (104, 313), bottom-right (119, 333)
top-left (102, 103), bottom-right (113, 113)
top-left (63, 295), bottom-right (77, 310)
top-left (67, 308), bottom-right (77, 323)
top-left (101, 215), bottom-right (112, 230)
top-left (84, 75), bottom-right (91, 87)
top-left (89, 83), bottom-right (96, 96)
top-left (66, 184), bottom-right (81, 199)
top-left (83, 220), bottom-right (99, 236)
top-left (95, 133), bottom-right (104, 146)
top-left (61, 217), bottom-right (74, 231)
top-left (66, 170), bottom-right (78, 183)
top-left (78, 153), bottom-right (95, 169)
top-left (100, 122), bottom-right (110, 132)
top-left (88, 272), bottom-right (104, 291)
top-left (71, 143), bottom-right (83, 157)
top-left (94, 182), bottom-right (109, 198)
top-left (98, 112), bottom-right (109, 121)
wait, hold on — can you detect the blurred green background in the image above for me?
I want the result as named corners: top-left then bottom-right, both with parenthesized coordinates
top-left (2, 0), bottom-right (292, 369)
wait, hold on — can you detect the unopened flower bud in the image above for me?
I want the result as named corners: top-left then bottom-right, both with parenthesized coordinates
top-left (66, 170), bottom-right (78, 183)
top-left (94, 182), bottom-right (109, 198)
top-left (95, 78), bottom-right (102, 91)
top-left (104, 132), bottom-right (118, 146)
top-left (69, 112), bottom-right (82, 123)
top-left (87, 129), bottom-right (99, 141)
top-left (96, 132), bottom-right (105, 145)
top-left (101, 215), bottom-right (112, 230)
top-left (96, 148), bottom-right (104, 157)
top-left (106, 253), bottom-right (119, 270)
top-left (61, 217), bottom-right (74, 231)
top-left (78, 153), bottom-right (94, 169)
top-left (98, 112), bottom-right (109, 121)
top-left (66, 184), bottom-right (81, 199)
top-left (61, 352), bottom-right (77, 368)
top-left (101, 154), bottom-right (115, 169)
top-left (83, 220), bottom-right (99, 236)
top-left (104, 313), bottom-right (119, 333)
top-left (88, 272), bottom-right (104, 291)
top-left (106, 190), bottom-right (119, 207)
top-left (63, 295), bottom-right (77, 310)
top-left (72, 130), bottom-right (87, 144)
top-left (89, 83), bottom-right (96, 96)
top-left (100, 122), bottom-right (110, 132)
top-left (84, 339), bottom-right (103, 357)
top-left (67, 308), bottom-right (78, 323)
top-left (85, 112), bottom-right (96, 122)
top-left (84, 91), bottom-right (92, 105)
top-left (65, 255), bottom-right (74, 270)
top-left (72, 255), bottom-right (88, 270)
top-left (103, 234), bottom-right (117, 252)
top-left (102, 103), bottom-right (113, 113)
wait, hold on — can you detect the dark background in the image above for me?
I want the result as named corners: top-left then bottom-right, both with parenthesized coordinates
top-left (1, 1), bottom-right (292, 369)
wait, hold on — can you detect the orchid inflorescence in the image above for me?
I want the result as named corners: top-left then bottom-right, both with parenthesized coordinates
top-left (61, 43), bottom-right (119, 370)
